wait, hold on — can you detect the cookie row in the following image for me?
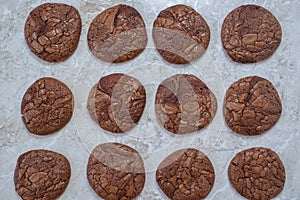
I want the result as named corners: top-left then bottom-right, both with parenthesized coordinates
top-left (14, 144), bottom-right (285, 200)
top-left (21, 74), bottom-right (281, 136)
top-left (25, 3), bottom-right (281, 64)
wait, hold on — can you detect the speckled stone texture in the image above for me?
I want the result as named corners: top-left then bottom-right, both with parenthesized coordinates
top-left (0, 0), bottom-right (299, 200)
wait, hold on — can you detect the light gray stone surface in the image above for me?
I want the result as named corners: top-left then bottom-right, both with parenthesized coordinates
top-left (0, 0), bottom-right (299, 199)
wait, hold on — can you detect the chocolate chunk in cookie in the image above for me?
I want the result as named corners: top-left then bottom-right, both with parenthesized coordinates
top-left (153, 4), bottom-right (210, 64)
top-left (21, 77), bottom-right (74, 135)
top-left (156, 148), bottom-right (215, 200)
top-left (228, 147), bottom-right (285, 200)
top-left (87, 73), bottom-right (146, 133)
top-left (155, 74), bottom-right (217, 134)
top-left (88, 4), bottom-right (147, 63)
top-left (224, 76), bottom-right (281, 136)
top-left (24, 3), bottom-right (82, 62)
top-left (87, 143), bottom-right (145, 200)
top-left (221, 5), bottom-right (282, 63)
top-left (14, 150), bottom-right (71, 200)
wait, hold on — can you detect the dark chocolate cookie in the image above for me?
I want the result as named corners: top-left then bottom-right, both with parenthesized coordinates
top-left (224, 76), bottom-right (281, 136)
top-left (155, 74), bottom-right (217, 134)
top-left (153, 4), bottom-right (210, 64)
top-left (14, 150), bottom-right (71, 200)
top-left (156, 148), bottom-right (215, 200)
top-left (87, 143), bottom-right (145, 200)
top-left (21, 77), bottom-right (74, 135)
top-left (228, 147), bottom-right (285, 200)
top-left (221, 5), bottom-right (282, 63)
top-left (87, 73), bottom-right (146, 133)
top-left (87, 4), bottom-right (147, 63)
top-left (24, 3), bottom-right (82, 62)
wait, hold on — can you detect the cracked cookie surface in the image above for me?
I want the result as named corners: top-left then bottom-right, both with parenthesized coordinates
top-left (21, 77), bottom-right (74, 135)
top-left (24, 3), bottom-right (82, 62)
top-left (156, 148), bottom-right (215, 200)
top-left (14, 150), bottom-right (71, 200)
top-left (155, 74), bottom-right (217, 134)
top-left (153, 4), bottom-right (210, 64)
top-left (224, 76), bottom-right (281, 136)
top-left (87, 143), bottom-right (145, 200)
top-left (88, 4), bottom-right (147, 63)
top-left (228, 147), bottom-right (285, 200)
top-left (87, 73), bottom-right (146, 133)
top-left (221, 5), bottom-right (282, 63)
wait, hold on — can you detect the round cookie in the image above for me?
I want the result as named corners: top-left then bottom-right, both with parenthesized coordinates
top-left (87, 73), bottom-right (146, 133)
top-left (221, 5), bottom-right (282, 63)
top-left (14, 150), bottom-right (71, 200)
top-left (21, 77), bottom-right (74, 135)
top-left (223, 76), bottom-right (281, 136)
top-left (155, 74), bottom-right (217, 134)
top-left (24, 3), bottom-right (82, 62)
top-left (87, 143), bottom-right (145, 200)
top-left (228, 147), bottom-right (285, 200)
top-left (87, 4), bottom-right (147, 63)
top-left (156, 148), bottom-right (215, 200)
top-left (153, 4), bottom-right (210, 64)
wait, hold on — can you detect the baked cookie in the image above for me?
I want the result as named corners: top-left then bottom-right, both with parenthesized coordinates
top-left (88, 4), bottom-right (147, 63)
top-left (228, 147), bottom-right (285, 200)
top-left (224, 76), bottom-right (281, 136)
top-left (87, 143), bottom-right (145, 200)
top-left (24, 3), bottom-right (82, 62)
top-left (155, 74), bottom-right (217, 134)
top-left (87, 73), bottom-right (146, 133)
top-left (21, 77), bottom-right (73, 135)
top-left (14, 150), bottom-right (71, 200)
top-left (153, 4), bottom-right (210, 64)
top-left (221, 5), bottom-right (282, 63)
top-left (156, 148), bottom-right (215, 200)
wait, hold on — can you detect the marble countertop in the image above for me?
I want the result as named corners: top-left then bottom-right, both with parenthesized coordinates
top-left (0, 0), bottom-right (299, 199)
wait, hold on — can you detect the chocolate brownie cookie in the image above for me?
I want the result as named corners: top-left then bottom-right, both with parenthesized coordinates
top-left (24, 3), bottom-right (82, 62)
top-left (228, 147), bottom-right (285, 200)
top-left (224, 76), bottom-right (281, 136)
top-left (88, 4), bottom-right (147, 63)
top-left (14, 150), bottom-right (71, 200)
top-left (87, 73), bottom-right (146, 133)
top-left (21, 77), bottom-right (73, 135)
top-left (87, 143), bottom-right (145, 200)
top-left (156, 148), bottom-right (215, 200)
top-left (221, 5), bottom-right (282, 63)
top-left (153, 4), bottom-right (210, 64)
top-left (155, 74), bottom-right (217, 134)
